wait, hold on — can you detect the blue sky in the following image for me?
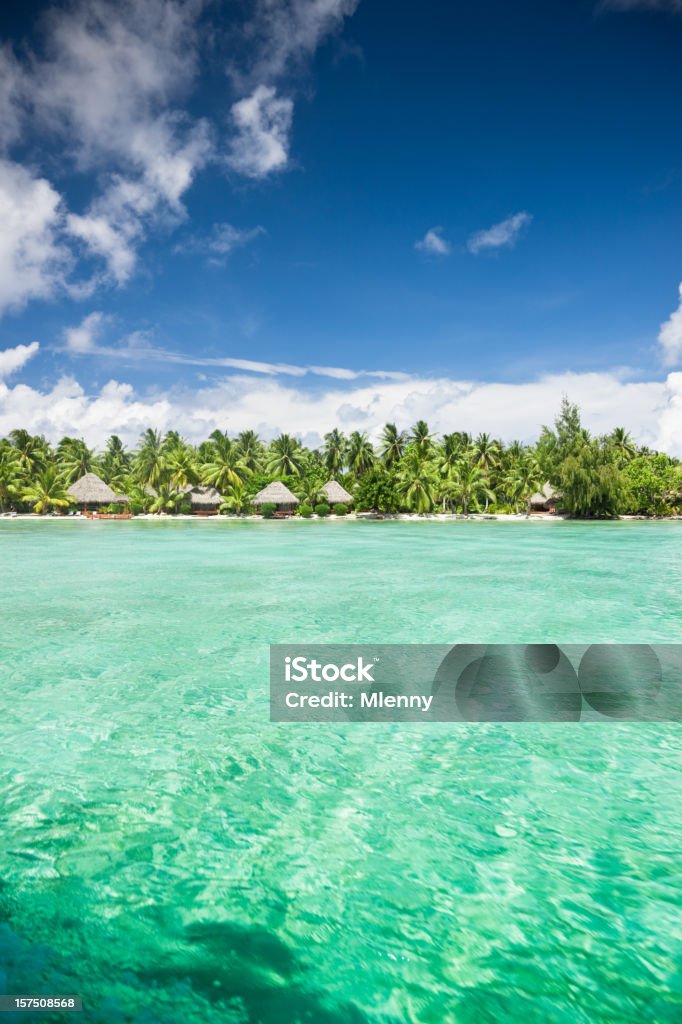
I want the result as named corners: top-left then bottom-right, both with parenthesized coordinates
top-left (1, 0), bottom-right (682, 450)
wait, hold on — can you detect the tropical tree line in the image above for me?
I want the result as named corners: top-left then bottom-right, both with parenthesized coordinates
top-left (0, 400), bottom-right (680, 517)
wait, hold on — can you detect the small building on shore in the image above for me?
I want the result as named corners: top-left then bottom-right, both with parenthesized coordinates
top-left (253, 481), bottom-right (300, 514)
top-left (529, 483), bottom-right (560, 513)
top-left (68, 472), bottom-right (128, 511)
top-left (320, 480), bottom-right (353, 507)
top-left (179, 484), bottom-right (223, 514)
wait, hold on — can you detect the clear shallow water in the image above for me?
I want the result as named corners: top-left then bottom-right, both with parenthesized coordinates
top-left (1, 519), bottom-right (681, 1023)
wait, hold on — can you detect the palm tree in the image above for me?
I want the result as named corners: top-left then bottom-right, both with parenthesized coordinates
top-left (297, 477), bottom-right (323, 507)
top-left (450, 456), bottom-right (495, 515)
top-left (474, 433), bottom-right (500, 472)
top-left (399, 448), bottom-right (438, 513)
top-left (236, 430), bottom-right (264, 473)
top-left (220, 482), bottom-right (250, 515)
top-left (9, 429), bottom-right (51, 475)
top-left (267, 434), bottom-right (305, 476)
top-left (100, 435), bottom-right (131, 484)
top-left (379, 423), bottom-right (407, 468)
top-left (609, 427), bottom-right (636, 466)
top-left (509, 455), bottom-right (545, 516)
top-left (148, 480), bottom-right (184, 514)
top-left (347, 431), bottom-right (375, 478)
top-left (409, 420), bottom-right (435, 457)
top-left (56, 437), bottom-right (95, 484)
top-left (202, 435), bottom-right (250, 492)
top-left (438, 433), bottom-right (468, 477)
top-left (0, 442), bottom-right (22, 512)
top-left (167, 447), bottom-right (200, 489)
top-left (22, 466), bottom-right (72, 515)
top-left (135, 429), bottom-right (166, 487)
top-left (322, 429), bottom-right (347, 477)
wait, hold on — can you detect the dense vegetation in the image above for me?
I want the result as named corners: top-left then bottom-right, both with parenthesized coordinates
top-left (1, 400), bottom-right (680, 517)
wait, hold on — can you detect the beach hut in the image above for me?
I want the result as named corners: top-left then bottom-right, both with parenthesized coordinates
top-left (179, 484), bottom-right (223, 515)
top-left (253, 481), bottom-right (300, 515)
top-left (529, 483), bottom-right (560, 513)
top-left (320, 480), bottom-right (353, 507)
top-left (68, 472), bottom-right (125, 511)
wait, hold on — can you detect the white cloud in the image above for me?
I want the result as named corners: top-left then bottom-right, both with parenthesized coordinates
top-left (0, 0), bottom-right (362, 307)
top-left (28, 0), bottom-right (203, 169)
top-left (2, 366), bottom-right (681, 456)
top-left (415, 227), bottom-right (451, 256)
top-left (176, 222), bottom-right (265, 263)
top-left (0, 45), bottom-right (23, 148)
top-left (658, 282), bottom-right (682, 367)
top-left (0, 159), bottom-right (71, 315)
top-left (3, 0), bottom-right (212, 288)
top-left (232, 0), bottom-right (360, 86)
top-left (225, 0), bottom-right (359, 178)
top-left (0, 342), bottom-right (40, 378)
top-left (226, 85), bottom-right (294, 178)
top-left (467, 212), bottom-right (533, 255)
top-left (59, 330), bottom-right (406, 380)
top-left (63, 312), bottom-right (107, 353)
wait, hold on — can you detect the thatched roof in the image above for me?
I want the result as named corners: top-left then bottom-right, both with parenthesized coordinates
top-left (320, 480), bottom-right (353, 505)
top-left (185, 485), bottom-right (222, 508)
top-left (253, 481), bottom-right (299, 506)
top-left (68, 472), bottom-right (118, 505)
top-left (530, 482), bottom-right (560, 507)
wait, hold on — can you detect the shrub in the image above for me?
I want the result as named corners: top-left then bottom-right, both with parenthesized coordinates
top-left (314, 502), bottom-right (330, 517)
top-left (261, 502), bottom-right (277, 519)
top-left (299, 504), bottom-right (313, 518)
top-left (333, 503), bottom-right (347, 516)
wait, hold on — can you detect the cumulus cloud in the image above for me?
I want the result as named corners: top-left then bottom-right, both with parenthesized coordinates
top-left (225, 0), bottom-right (359, 178)
top-left (63, 311), bottom-right (107, 353)
top-left (658, 282), bottom-right (682, 367)
top-left (226, 86), bottom-right (294, 178)
top-left (0, 0), bottom-right (213, 294)
top-left (415, 227), bottom-right (451, 256)
top-left (29, 0), bottom-right (212, 283)
top-left (467, 212), bottom-right (533, 255)
top-left (0, 0), bottom-right (357, 306)
top-left (2, 366), bottom-right (681, 456)
top-left (0, 159), bottom-right (71, 315)
top-left (0, 342), bottom-right (40, 378)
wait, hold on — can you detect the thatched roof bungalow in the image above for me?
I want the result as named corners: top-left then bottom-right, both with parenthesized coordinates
top-left (320, 480), bottom-right (353, 506)
top-left (68, 472), bottom-right (126, 509)
top-left (179, 484), bottom-right (223, 514)
top-left (253, 481), bottom-right (299, 513)
top-left (529, 483), bottom-right (560, 512)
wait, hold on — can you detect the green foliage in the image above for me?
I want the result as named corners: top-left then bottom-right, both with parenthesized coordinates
top-left (3, 400), bottom-right (679, 520)
top-left (558, 441), bottom-right (625, 518)
top-left (314, 502), bottom-right (331, 517)
top-left (621, 454), bottom-right (681, 515)
top-left (22, 466), bottom-right (73, 515)
top-left (333, 503), bottom-right (347, 516)
top-left (355, 467), bottom-right (400, 512)
top-left (261, 502), bottom-right (277, 518)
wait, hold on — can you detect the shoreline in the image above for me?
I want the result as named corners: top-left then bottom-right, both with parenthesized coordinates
top-left (2, 512), bottom-right (681, 523)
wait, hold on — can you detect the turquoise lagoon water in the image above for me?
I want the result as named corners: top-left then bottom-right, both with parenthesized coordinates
top-left (0, 519), bottom-right (681, 1023)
